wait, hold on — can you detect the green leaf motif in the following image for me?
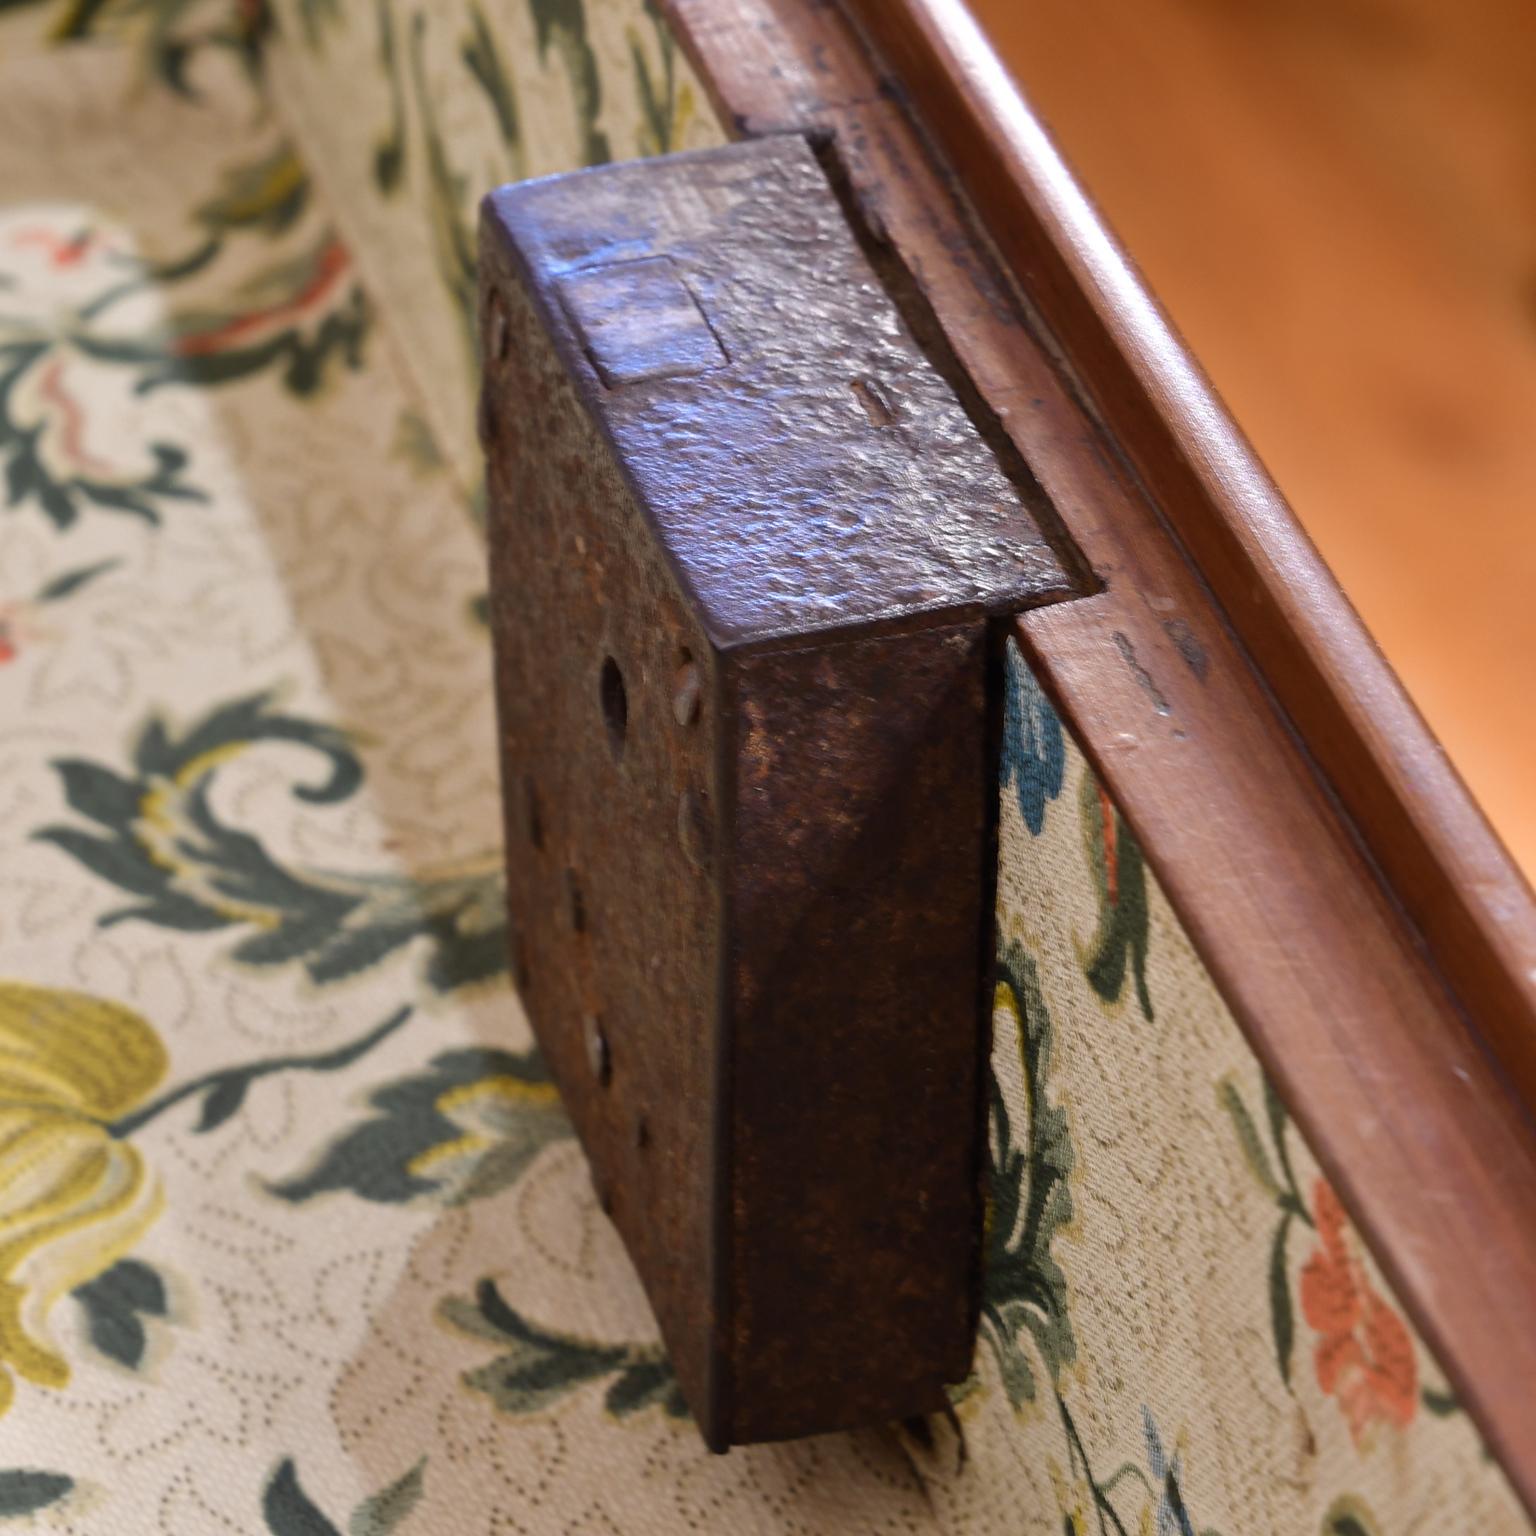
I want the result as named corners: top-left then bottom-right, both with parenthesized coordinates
top-left (442, 1279), bottom-right (686, 1422)
top-left (348, 1459), bottom-right (424, 1536)
top-left (34, 558), bottom-right (120, 603)
top-left (1320, 1496), bottom-right (1383, 1536)
top-left (630, 0), bottom-right (689, 157)
top-left (1217, 1079), bottom-right (1283, 1202)
top-left (194, 143), bottom-right (311, 240)
top-left (405, 12), bottom-right (477, 371)
top-left (196, 1074), bottom-right (250, 1132)
top-left (46, 0), bottom-right (266, 93)
top-left (3, 170), bottom-right (363, 524)
top-left (1, 340), bottom-right (209, 530)
top-left (56, 142), bottom-right (307, 312)
top-left (1001, 644), bottom-right (1066, 837)
top-left (463, 3), bottom-right (525, 173)
top-left (529, 0), bottom-right (613, 167)
top-left (1220, 1072), bottom-right (1315, 1391)
top-left (263, 1460), bottom-right (340, 1536)
top-left (1263, 1073), bottom-right (1302, 1210)
top-left (76, 257), bottom-right (371, 398)
top-left (0, 1469), bottom-right (73, 1518)
top-left (1078, 770), bottom-right (1153, 1020)
top-left (980, 939), bottom-right (1076, 1407)
top-left (372, 0), bottom-right (408, 193)
top-left (270, 1046), bottom-right (568, 1207)
top-left (262, 1458), bottom-right (425, 1536)
top-left (37, 693), bottom-right (507, 994)
top-left (1269, 1211), bottom-right (1295, 1388)
top-left (72, 1258), bottom-right (167, 1371)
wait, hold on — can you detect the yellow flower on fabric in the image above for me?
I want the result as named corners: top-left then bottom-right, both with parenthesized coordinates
top-left (0, 983), bottom-right (166, 1412)
top-left (406, 1072), bottom-right (564, 1205)
top-left (1047, 1455), bottom-right (1090, 1535)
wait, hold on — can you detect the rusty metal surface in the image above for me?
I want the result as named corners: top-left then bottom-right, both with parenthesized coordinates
top-left (489, 135), bottom-right (1077, 648)
top-left (724, 623), bottom-right (989, 1441)
top-left (480, 133), bottom-right (1081, 1447)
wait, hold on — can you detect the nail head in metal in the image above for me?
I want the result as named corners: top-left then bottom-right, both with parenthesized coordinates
top-left (672, 661), bottom-right (702, 726)
top-left (583, 1012), bottom-right (610, 1085)
top-left (488, 295), bottom-right (510, 361)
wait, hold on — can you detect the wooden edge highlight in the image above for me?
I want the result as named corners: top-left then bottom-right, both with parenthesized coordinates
top-left (838, 0), bottom-right (1536, 1103)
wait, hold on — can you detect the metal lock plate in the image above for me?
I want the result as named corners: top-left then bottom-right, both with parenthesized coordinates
top-left (480, 134), bottom-right (1082, 1447)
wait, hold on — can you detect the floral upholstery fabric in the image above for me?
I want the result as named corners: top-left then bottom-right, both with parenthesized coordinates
top-left (909, 647), bottom-right (1531, 1534)
top-left (0, 1), bottom-right (1528, 1531)
top-left (259, 0), bottom-right (726, 502)
top-left (0, 15), bottom-right (924, 1530)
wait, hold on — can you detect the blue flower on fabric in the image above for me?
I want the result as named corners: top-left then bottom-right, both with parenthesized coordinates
top-left (1142, 1407), bottom-right (1198, 1536)
top-left (1001, 644), bottom-right (1065, 836)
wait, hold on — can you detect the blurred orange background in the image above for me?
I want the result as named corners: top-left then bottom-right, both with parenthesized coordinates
top-left (971, 0), bottom-right (1536, 879)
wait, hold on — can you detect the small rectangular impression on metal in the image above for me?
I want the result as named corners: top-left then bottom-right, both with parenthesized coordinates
top-left (559, 256), bottom-right (727, 387)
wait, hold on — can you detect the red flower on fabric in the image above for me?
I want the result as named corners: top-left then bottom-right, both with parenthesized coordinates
top-left (172, 238), bottom-right (351, 357)
top-left (12, 227), bottom-right (98, 268)
top-left (0, 603), bottom-right (25, 666)
top-left (1299, 1177), bottom-right (1417, 1445)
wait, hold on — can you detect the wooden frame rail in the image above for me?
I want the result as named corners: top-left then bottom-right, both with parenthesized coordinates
top-left (845, 0), bottom-right (1536, 1110)
top-left (663, 0), bottom-right (1536, 1514)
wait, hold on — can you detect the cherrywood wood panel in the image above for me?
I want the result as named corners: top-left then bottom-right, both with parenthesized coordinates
top-left (841, 0), bottom-right (1536, 1143)
top-left (660, 0), bottom-right (1536, 1515)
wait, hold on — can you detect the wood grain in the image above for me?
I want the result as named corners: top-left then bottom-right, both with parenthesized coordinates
top-left (661, 0), bottom-right (1536, 1514)
top-left (840, 0), bottom-right (1536, 1137)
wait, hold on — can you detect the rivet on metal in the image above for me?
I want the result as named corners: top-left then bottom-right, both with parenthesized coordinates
top-left (487, 294), bottom-right (510, 361)
top-left (672, 659), bottom-right (702, 726)
top-left (583, 1012), bottom-right (611, 1085)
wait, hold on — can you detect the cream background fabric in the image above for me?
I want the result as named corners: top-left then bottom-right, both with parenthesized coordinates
top-left (902, 645), bottom-right (1531, 1534)
top-left (0, 2), bottom-right (1527, 1530)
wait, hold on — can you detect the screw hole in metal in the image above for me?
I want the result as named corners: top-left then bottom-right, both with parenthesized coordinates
top-left (672, 650), bottom-right (702, 727)
top-left (565, 867), bottom-right (587, 933)
top-left (523, 774), bottom-right (544, 850)
top-left (584, 1013), bottom-right (611, 1086)
top-left (487, 294), bottom-right (510, 362)
top-left (677, 786), bottom-right (713, 871)
top-left (600, 655), bottom-right (628, 759)
top-left (850, 375), bottom-right (895, 427)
